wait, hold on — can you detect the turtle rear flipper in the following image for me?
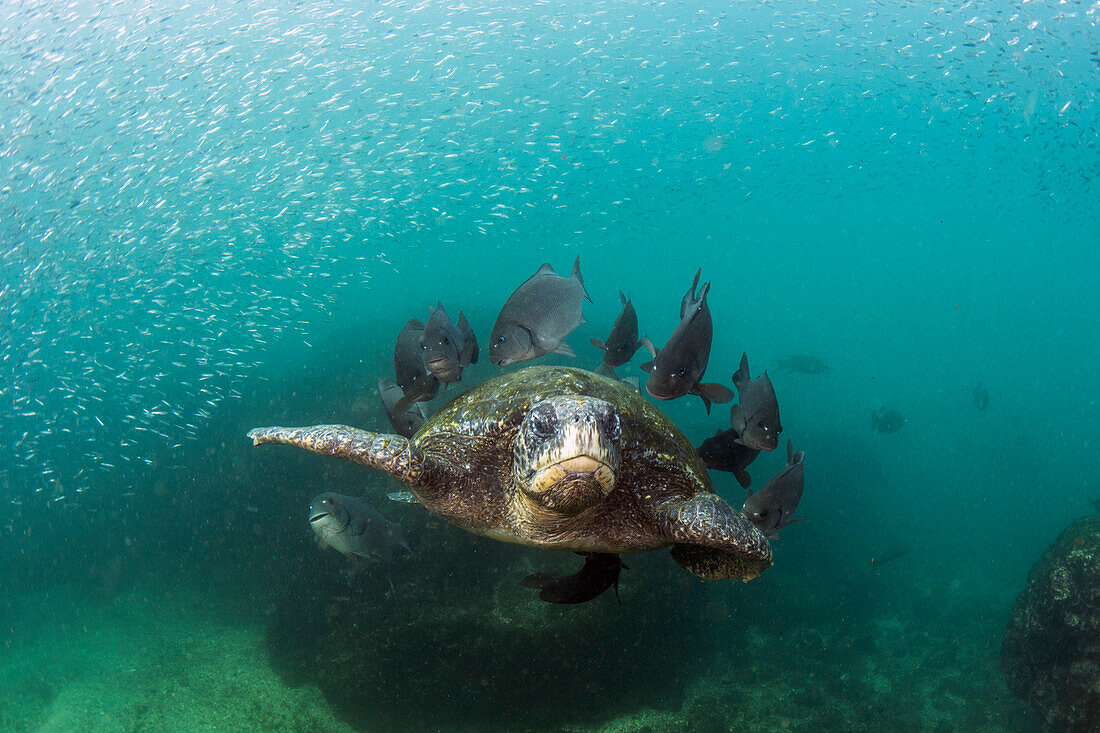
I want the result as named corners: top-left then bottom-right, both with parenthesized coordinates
top-left (662, 493), bottom-right (772, 581)
top-left (521, 552), bottom-right (625, 604)
top-left (247, 425), bottom-right (423, 484)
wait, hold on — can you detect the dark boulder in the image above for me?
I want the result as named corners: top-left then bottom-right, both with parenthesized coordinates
top-left (1002, 514), bottom-right (1100, 731)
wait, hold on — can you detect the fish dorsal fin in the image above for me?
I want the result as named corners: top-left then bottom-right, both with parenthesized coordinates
top-left (571, 256), bottom-right (592, 302)
top-left (733, 352), bottom-right (750, 389)
top-left (618, 290), bottom-right (629, 306)
top-left (680, 269), bottom-right (702, 318)
top-left (535, 262), bottom-right (556, 276)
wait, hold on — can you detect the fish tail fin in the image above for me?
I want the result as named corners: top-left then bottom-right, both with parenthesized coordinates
top-left (595, 362), bottom-right (617, 378)
top-left (553, 340), bottom-right (577, 358)
top-left (735, 469), bottom-right (752, 489)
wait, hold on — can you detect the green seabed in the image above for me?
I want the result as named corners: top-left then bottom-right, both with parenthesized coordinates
top-left (0, 568), bottom-right (1036, 733)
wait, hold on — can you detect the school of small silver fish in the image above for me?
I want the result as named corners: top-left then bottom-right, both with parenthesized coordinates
top-left (1, 0), bottom-right (1095, 514)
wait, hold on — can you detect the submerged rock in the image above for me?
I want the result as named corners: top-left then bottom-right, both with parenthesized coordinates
top-left (265, 520), bottom-right (705, 731)
top-left (1002, 515), bottom-right (1100, 732)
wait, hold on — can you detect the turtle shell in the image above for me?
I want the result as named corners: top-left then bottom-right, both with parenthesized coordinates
top-left (410, 366), bottom-right (715, 553)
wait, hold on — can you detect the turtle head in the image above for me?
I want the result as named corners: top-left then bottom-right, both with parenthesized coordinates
top-left (513, 396), bottom-right (621, 515)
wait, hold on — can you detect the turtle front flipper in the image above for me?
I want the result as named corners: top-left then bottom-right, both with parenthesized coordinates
top-left (662, 493), bottom-right (772, 581)
top-left (247, 425), bottom-right (422, 485)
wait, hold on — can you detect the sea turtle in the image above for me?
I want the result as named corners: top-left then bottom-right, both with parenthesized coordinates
top-left (248, 366), bottom-right (771, 602)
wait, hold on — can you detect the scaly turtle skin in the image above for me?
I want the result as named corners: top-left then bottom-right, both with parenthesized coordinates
top-left (248, 366), bottom-right (771, 582)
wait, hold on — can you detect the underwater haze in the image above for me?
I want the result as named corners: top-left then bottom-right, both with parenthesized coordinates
top-left (2, 0), bottom-right (1097, 730)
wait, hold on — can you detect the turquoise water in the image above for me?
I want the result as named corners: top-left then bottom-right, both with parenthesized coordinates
top-left (2, 0), bottom-right (1096, 730)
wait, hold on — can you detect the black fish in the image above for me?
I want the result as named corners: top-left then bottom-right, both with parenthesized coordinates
top-left (489, 257), bottom-right (590, 366)
top-left (972, 381), bottom-right (989, 410)
top-left (696, 427), bottom-right (759, 489)
top-left (590, 291), bottom-right (642, 378)
top-left (521, 552), bottom-right (625, 604)
top-left (1091, 497), bottom-right (1100, 514)
top-left (639, 269), bottom-right (733, 413)
top-left (393, 318), bottom-right (440, 412)
top-left (871, 407), bottom-right (906, 434)
top-left (422, 303), bottom-right (477, 384)
top-left (729, 353), bottom-right (782, 452)
top-left (742, 440), bottom-right (805, 539)
top-left (774, 354), bottom-right (830, 375)
top-left (378, 378), bottom-right (426, 438)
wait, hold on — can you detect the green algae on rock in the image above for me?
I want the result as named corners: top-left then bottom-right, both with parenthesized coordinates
top-left (1002, 514), bottom-right (1100, 732)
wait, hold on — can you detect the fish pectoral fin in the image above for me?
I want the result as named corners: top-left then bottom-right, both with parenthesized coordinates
top-left (735, 470), bottom-right (752, 489)
top-left (589, 337), bottom-right (606, 351)
top-left (553, 340), bottom-right (577, 358)
top-left (640, 336), bottom-right (658, 358)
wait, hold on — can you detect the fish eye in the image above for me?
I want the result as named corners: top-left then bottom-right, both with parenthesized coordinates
top-left (757, 420), bottom-right (767, 429)
top-left (496, 336), bottom-right (505, 344)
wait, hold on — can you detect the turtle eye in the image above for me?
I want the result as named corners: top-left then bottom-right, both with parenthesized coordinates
top-left (528, 404), bottom-right (556, 439)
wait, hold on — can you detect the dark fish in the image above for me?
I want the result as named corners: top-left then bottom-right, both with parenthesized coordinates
top-left (393, 318), bottom-right (439, 412)
top-left (489, 257), bottom-right (590, 367)
top-left (590, 290), bottom-right (642, 378)
top-left (378, 378), bottom-right (426, 438)
top-left (696, 427), bottom-right (759, 489)
top-left (1091, 497), bottom-right (1100, 514)
top-left (639, 269), bottom-right (734, 413)
top-left (422, 303), bottom-right (477, 384)
top-left (521, 552), bottom-right (625, 604)
top-left (774, 354), bottom-right (830, 375)
top-left (742, 440), bottom-right (805, 539)
top-left (729, 353), bottom-right (782, 452)
top-left (972, 381), bottom-right (989, 410)
top-left (308, 492), bottom-right (412, 562)
top-left (871, 407), bottom-right (906, 434)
